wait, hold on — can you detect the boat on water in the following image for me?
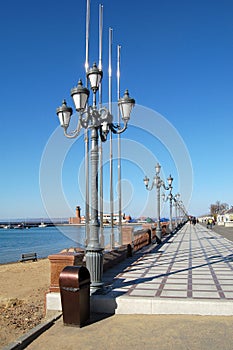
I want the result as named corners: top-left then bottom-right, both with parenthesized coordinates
top-left (38, 222), bottom-right (47, 228)
top-left (13, 224), bottom-right (24, 229)
top-left (3, 225), bottom-right (13, 229)
top-left (2, 223), bottom-right (29, 229)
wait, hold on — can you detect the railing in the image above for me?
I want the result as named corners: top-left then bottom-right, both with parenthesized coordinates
top-left (132, 229), bottom-right (151, 252)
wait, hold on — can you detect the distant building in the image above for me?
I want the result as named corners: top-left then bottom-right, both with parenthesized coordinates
top-left (69, 206), bottom-right (81, 224)
top-left (198, 215), bottom-right (214, 223)
top-left (69, 207), bottom-right (129, 225)
top-left (216, 206), bottom-right (233, 226)
top-left (102, 213), bottom-right (126, 224)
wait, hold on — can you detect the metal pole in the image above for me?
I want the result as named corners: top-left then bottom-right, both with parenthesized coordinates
top-left (86, 124), bottom-right (104, 291)
top-left (99, 141), bottom-right (104, 247)
top-left (98, 4), bottom-right (103, 72)
top-left (99, 4), bottom-right (104, 248)
top-left (156, 178), bottom-right (162, 242)
top-left (109, 27), bottom-right (114, 249)
top-left (117, 44), bottom-right (122, 245)
top-left (84, 131), bottom-right (90, 244)
top-left (85, 0), bottom-right (90, 74)
top-left (178, 202), bottom-right (181, 225)
top-left (169, 190), bottom-right (173, 231)
top-left (85, 0), bottom-right (103, 292)
top-left (85, 0), bottom-right (90, 244)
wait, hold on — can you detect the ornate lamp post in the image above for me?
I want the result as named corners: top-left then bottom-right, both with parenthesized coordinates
top-left (173, 193), bottom-right (180, 227)
top-left (56, 4), bottom-right (135, 292)
top-left (143, 163), bottom-right (170, 244)
top-left (178, 200), bottom-right (188, 223)
top-left (161, 174), bottom-right (174, 231)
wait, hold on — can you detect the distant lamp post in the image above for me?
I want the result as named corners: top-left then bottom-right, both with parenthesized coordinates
top-left (167, 174), bottom-right (173, 230)
top-left (56, 3), bottom-right (135, 292)
top-left (178, 200), bottom-right (188, 223)
top-left (143, 163), bottom-right (170, 244)
top-left (161, 174), bottom-right (174, 231)
top-left (173, 193), bottom-right (180, 226)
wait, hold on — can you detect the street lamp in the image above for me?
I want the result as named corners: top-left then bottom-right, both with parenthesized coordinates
top-left (161, 174), bottom-right (174, 231)
top-left (56, 5), bottom-right (135, 292)
top-left (143, 163), bottom-right (169, 244)
top-left (173, 193), bottom-right (180, 226)
top-left (178, 200), bottom-right (188, 223)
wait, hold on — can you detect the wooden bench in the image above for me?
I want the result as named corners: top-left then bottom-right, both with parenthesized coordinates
top-left (20, 253), bottom-right (37, 262)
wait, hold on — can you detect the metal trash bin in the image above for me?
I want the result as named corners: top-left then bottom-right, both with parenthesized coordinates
top-left (59, 265), bottom-right (90, 327)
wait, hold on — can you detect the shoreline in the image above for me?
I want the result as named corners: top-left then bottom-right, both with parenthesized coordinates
top-left (1, 223), bottom-right (232, 266)
top-left (0, 256), bottom-right (48, 266)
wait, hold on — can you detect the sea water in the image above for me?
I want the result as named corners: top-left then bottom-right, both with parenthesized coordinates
top-left (0, 225), bottom-right (139, 264)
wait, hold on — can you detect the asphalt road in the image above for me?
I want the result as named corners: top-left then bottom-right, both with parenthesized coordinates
top-left (201, 223), bottom-right (233, 242)
top-left (25, 314), bottom-right (233, 350)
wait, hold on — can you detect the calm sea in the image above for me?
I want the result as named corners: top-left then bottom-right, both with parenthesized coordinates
top-left (0, 225), bottom-right (122, 264)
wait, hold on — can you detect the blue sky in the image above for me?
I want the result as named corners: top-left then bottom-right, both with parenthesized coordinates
top-left (0, 0), bottom-right (233, 220)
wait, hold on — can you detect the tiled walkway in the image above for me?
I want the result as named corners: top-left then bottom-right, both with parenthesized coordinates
top-left (92, 223), bottom-right (233, 315)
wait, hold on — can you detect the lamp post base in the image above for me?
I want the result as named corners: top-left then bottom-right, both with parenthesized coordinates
top-left (156, 227), bottom-right (162, 244)
top-left (85, 248), bottom-right (104, 293)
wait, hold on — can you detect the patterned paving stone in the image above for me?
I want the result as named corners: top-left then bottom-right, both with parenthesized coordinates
top-left (103, 223), bottom-right (233, 304)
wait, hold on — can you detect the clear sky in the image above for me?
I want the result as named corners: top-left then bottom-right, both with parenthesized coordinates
top-left (1, 0), bottom-right (233, 220)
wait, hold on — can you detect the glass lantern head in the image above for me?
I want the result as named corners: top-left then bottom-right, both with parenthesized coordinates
top-left (87, 63), bottom-right (103, 93)
top-left (118, 90), bottom-right (135, 122)
top-left (56, 99), bottom-right (73, 128)
top-left (143, 176), bottom-right (149, 187)
top-left (71, 79), bottom-right (89, 112)
top-left (167, 174), bottom-right (173, 186)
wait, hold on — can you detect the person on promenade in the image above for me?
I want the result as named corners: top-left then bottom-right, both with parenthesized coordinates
top-left (207, 218), bottom-right (213, 229)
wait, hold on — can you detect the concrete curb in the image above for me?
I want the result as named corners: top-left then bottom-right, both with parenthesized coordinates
top-left (2, 313), bottom-right (62, 350)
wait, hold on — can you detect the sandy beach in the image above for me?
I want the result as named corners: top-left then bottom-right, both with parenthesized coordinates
top-left (0, 258), bottom-right (50, 348)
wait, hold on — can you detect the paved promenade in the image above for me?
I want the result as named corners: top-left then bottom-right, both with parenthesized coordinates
top-left (8, 223), bottom-right (233, 350)
top-left (92, 222), bottom-right (233, 315)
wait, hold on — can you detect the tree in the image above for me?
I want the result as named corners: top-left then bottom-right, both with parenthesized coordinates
top-left (210, 201), bottom-right (229, 216)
